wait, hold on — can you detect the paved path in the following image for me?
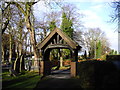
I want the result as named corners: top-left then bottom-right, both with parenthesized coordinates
top-left (34, 69), bottom-right (82, 88)
top-left (48, 69), bottom-right (71, 79)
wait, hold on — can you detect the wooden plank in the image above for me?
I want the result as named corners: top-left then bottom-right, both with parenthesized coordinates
top-left (57, 34), bottom-right (59, 44)
top-left (60, 39), bottom-right (63, 44)
top-left (53, 39), bottom-right (56, 44)
top-left (47, 44), bottom-right (70, 49)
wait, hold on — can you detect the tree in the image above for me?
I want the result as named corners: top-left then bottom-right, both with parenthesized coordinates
top-left (109, 49), bottom-right (118, 55)
top-left (84, 50), bottom-right (87, 59)
top-left (49, 20), bottom-right (56, 31)
top-left (109, 49), bottom-right (114, 55)
top-left (48, 20), bottom-right (58, 63)
top-left (0, 2), bottom-right (11, 34)
top-left (61, 12), bottom-right (73, 39)
top-left (61, 3), bottom-right (84, 31)
top-left (13, 13), bottom-right (27, 73)
top-left (34, 18), bottom-right (48, 39)
top-left (34, 11), bottom-right (59, 42)
top-left (2, 34), bottom-right (10, 62)
top-left (60, 12), bottom-right (74, 67)
top-left (73, 30), bottom-right (84, 46)
top-left (60, 4), bottom-right (84, 63)
top-left (1, 3), bottom-right (32, 73)
top-left (9, 2), bottom-right (40, 64)
top-left (1, 4), bottom-right (18, 62)
top-left (7, 25), bottom-right (14, 63)
top-left (114, 50), bottom-right (118, 54)
top-left (84, 28), bottom-right (110, 58)
top-left (1, 2), bottom-right (11, 68)
top-left (96, 40), bottom-right (102, 58)
top-left (111, 0), bottom-right (120, 22)
top-left (111, 0), bottom-right (120, 54)
top-left (45, 11), bottom-right (61, 29)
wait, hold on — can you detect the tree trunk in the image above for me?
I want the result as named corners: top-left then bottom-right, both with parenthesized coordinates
top-left (18, 43), bottom-right (22, 56)
top-left (9, 34), bottom-right (12, 63)
top-left (19, 55), bottom-right (24, 72)
top-left (14, 52), bottom-right (18, 71)
top-left (18, 43), bottom-right (25, 72)
top-left (25, 14), bottom-right (40, 68)
top-left (44, 28), bottom-right (47, 38)
top-left (12, 3), bottom-right (40, 70)
top-left (2, 45), bottom-right (4, 62)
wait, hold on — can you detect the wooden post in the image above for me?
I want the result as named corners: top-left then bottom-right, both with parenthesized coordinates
top-left (57, 34), bottom-right (59, 44)
top-left (54, 39), bottom-right (56, 44)
top-left (73, 49), bottom-right (78, 61)
top-left (75, 49), bottom-right (78, 61)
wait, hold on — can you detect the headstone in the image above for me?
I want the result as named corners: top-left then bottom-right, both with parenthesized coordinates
top-left (11, 69), bottom-right (18, 77)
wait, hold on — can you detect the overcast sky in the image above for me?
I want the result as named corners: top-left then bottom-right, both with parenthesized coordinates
top-left (33, 0), bottom-right (118, 51)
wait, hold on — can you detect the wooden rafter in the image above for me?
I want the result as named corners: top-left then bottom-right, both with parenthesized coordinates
top-left (37, 28), bottom-right (81, 50)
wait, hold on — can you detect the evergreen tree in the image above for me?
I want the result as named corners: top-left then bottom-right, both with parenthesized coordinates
top-left (109, 49), bottom-right (114, 55)
top-left (60, 12), bottom-right (73, 39)
top-left (96, 40), bottom-right (102, 58)
top-left (114, 50), bottom-right (118, 55)
top-left (60, 12), bottom-right (74, 62)
top-left (88, 51), bottom-right (91, 57)
top-left (109, 49), bottom-right (118, 55)
top-left (49, 20), bottom-right (56, 31)
top-left (84, 50), bottom-right (87, 59)
top-left (49, 20), bottom-right (57, 61)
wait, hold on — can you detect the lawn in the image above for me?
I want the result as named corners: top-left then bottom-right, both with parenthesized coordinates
top-left (52, 65), bottom-right (70, 70)
top-left (2, 70), bottom-right (41, 89)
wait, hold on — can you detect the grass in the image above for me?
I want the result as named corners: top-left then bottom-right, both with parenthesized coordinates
top-left (52, 65), bottom-right (70, 70)
top-left (2, 70), bottom-right (42, 89)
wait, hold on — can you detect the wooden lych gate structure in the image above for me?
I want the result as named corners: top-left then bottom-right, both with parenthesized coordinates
top-left (37, 28), bottom-right (82, 77)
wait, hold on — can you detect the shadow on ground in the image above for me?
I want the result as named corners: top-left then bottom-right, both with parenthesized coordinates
top-left (34, 69), bottom-right (82, 89)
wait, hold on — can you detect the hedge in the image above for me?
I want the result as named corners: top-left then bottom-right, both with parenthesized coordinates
top-left (106, 55), bottom-right (120, 61)
top-left (77, 60), bottom-right (120, 89)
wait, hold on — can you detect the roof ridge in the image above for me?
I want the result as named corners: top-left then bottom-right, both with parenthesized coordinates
top-left (37, 27), bottom-right (81, 49)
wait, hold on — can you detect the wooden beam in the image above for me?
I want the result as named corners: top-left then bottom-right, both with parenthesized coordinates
top-left (56, 29), bottom-right (77, 49)
top-left (47, 44), bottom-right (70, 49)
top-left (57, 34), bottom-right (59, 44)
top-left (53, 39), bottom-right (56, 44)
top-left (63, 41), bottom-right (67, 44)
top-left (50, 42), bottom-right (53, 45)
top-left (37, 28), bottom-right (56, 49)
top-left (60, 39), bottom-right (63, 44)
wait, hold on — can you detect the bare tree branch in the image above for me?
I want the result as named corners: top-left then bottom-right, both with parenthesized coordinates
top-left (9, 2), bottom-right (26, 16)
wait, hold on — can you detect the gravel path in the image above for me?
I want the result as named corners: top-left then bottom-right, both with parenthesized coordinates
top-left (34, 69), bottom-right (82, 88)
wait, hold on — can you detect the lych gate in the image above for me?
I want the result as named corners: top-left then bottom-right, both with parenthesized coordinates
top-left (38, 28), bottom-right (82, 76)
